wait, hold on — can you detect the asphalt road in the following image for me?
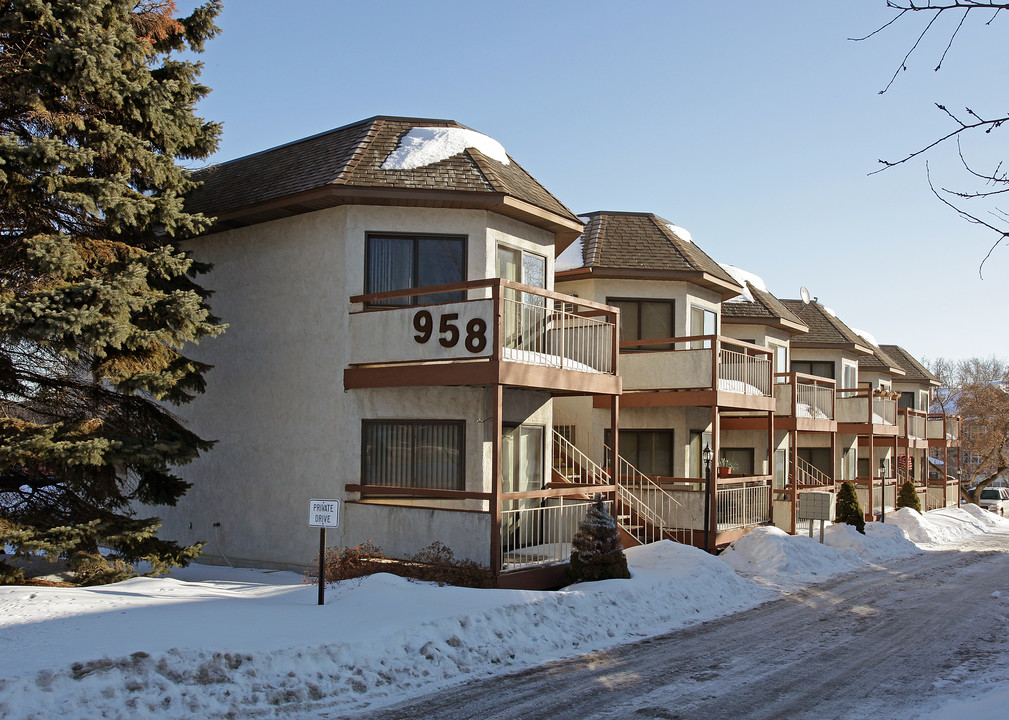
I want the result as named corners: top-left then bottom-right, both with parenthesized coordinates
top-left (340, 529), bottom-right (1009, 720)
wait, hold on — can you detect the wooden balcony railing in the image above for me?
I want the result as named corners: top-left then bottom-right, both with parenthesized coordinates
top-left (927, 414), bottom-right (961, 443)
top-left (836, 388), bottom-right (896, 426)
top-left (774, 372), bottom-right (835, 420)
top-left (900, 408), bottom-right (927, 440)
top-left (618, 335), bottom-right (772, 396)
top-left (347, 279), bottom-right (619, 389)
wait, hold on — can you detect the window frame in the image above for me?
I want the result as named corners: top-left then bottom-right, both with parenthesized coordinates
top-left (364, 232), bottom-right (468, 306)
top-left (607, 297), bottom-right (675, 352)
top-left (361, 419), bottom-right (466, 491)
top-left (606, 427), bottom-right (675, 477)
top-left (689, 305), bottom-right (717, 350)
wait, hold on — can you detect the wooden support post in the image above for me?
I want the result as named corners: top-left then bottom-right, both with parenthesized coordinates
top-left (709, 406), bottom-right (720, 551)
top-left (790, 430), bottom-right (798, 535)
top-left (490, 383), bottom-right (503, 579)
top-left (610, 393), bottom-right (620, 515)
top-left (767, 409), bottom-right (774, 524)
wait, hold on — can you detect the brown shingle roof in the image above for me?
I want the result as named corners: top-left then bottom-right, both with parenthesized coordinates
top-left (857, 341), bottom-right (906, 376)
top-left (722, 282), bottom-right (808, 334)
top-left (558, 212), bottom-right (743, 298)
top-left (185, 116), bottom-right (581, 233)
top-left (779, 299), bottom-right (872, 353)
top-left (881, 344), bottom-right (941, 385)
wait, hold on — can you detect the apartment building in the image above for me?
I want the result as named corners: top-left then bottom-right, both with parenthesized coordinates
top-left (160, 116), bottom-right (623, 588)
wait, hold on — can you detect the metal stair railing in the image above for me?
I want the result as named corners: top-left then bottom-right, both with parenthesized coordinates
top-left (792, 454), bottom-right (832, 488)
top-left (552, 430), bottom-right (696, 547)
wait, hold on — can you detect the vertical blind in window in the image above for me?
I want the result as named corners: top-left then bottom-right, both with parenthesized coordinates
top-left (366, 234), bottom-right (465, 305)
top-left (362, 421), bottom-right (464, 490)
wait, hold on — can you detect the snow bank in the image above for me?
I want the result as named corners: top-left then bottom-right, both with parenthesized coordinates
top-left (1, 509), bottom-right (1005, 719)
top-left (381, 126), bottom-right (509, 170)
top-left (719, 525), bottom-right (862, 590)
top-left (0, 542), bottom-right (769, 720)
top-left (887, 506), bottom-right (1009, 545)
top-left (823, 520), bottom-right (919, 563)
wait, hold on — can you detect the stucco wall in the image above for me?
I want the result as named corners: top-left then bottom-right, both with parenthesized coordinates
top-left (156, 205), bottom-right (561, 570)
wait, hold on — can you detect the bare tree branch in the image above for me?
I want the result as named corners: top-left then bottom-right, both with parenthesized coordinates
top-left (856, 2), bottom-right (1009, 273)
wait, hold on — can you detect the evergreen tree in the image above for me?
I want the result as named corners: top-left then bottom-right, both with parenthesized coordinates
top-left (896, 479), bottom-right (922, 513)
top-left (568, 495), bottom-right (630, 582)
top-left (834, 481), bottom-right (866, 535)
top-left (0, 0), bottom-right (224, 583)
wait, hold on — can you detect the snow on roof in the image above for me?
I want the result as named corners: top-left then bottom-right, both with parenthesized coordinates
top-left (555, 234), bottom-right (584, 271)
top-left (851, 327), bottom-right (879, 347)
top-left (381, 126), bottom-right (510, 170)
top-left (823, 305), bottom-right (836, 317)
top-left (665, 223), bottom-right (693, 244)
top-left (719, 264), bottom-right (768, 303)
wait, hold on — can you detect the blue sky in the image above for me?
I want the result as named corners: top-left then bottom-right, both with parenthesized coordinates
top-left (179, 1), bottom-right (1009, 364)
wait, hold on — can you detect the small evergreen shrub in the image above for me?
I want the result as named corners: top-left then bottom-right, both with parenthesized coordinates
top-left (568, 496), bottom-right (631, 583)
top-left (896, 479), bottom-right (922, 513)
top-left (835, 481), bottom-right (866, 534)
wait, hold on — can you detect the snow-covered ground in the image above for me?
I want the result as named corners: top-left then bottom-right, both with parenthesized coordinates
top-left (1, 506), bottom-right (1007, 719)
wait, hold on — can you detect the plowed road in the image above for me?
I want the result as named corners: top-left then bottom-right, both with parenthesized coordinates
top-left (344, 530), bottom-right (1009, 720)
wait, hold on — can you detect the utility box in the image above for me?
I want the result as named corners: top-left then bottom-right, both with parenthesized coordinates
top-left (798, 490), bottom-right (835, 521)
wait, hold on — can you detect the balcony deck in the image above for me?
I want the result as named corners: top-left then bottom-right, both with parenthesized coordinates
top-left (835, 388), bottom-right (898, 436)
top-left (603, 335), bottom-right (774, 411)
top-left (927, 414), bottom-right (961, 448)
top-left (344, 279), bottom-right (620, 395)
top-left (898, 408), bottom-right (929, 449)
top-left (773, 372), bottom-right (837, 432)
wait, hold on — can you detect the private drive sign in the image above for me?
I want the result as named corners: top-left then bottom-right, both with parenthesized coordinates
top-left (309, 499), bottom-right (341, 528)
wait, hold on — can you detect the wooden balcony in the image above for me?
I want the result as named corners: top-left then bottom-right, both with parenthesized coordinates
top-left (836, 388), bottom-right (898, 436)
top-left (344, 279), bottom-right (621, 396)
top-left (613, 336), bottom-right (774, 411)
top-left (774, 372), bottom-right (836, 431)
top-left (899, 408), bottom-right (929, 449)
top-left (927, 413), bottom-right (961, 447)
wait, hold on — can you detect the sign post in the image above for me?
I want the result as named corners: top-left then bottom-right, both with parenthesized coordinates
top-left (308, 499), bottom-right (341, 606)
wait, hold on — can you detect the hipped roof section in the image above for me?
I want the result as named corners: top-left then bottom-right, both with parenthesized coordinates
top-left (880, 344), bottom-right (941, 386)
top-left (856, 339), bottom-right (906, 377)
top-left (721, 281), bottom-right (809, 335)
top-left (555, 211), bottom-right (743, 300)
top-left (779, 299), bottom-right (874, 355)
top-left (185, 116), bottom-right (583, 243)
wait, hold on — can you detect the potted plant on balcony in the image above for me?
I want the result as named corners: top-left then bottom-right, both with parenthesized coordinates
top-left (717, 457), bottom-right (735, 478)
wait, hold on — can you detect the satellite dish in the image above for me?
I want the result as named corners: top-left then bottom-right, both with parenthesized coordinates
top-left (800, 286), bottom-right (811, 305)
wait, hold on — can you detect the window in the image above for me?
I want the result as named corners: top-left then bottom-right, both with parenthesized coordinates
top-left (841, 447), bottom-right (856, 481)
top-left (608, 298), bottom-right (674, 352)
top-left (689, 306), bottom-right (717, 349)
top-left (689, 430), bottom-right (712, 479)
top-left (899, 391), bottom-right (915, 409)
top-left (365, 234), bottom-right (465, 305)
top-left (501, 424), bottom-right (544, 494)
top-left (721, 447), bottom-right (754, 475)
top-left (770, 343), bottom-right (788, 382)
top-left (797, 448), bottom-right (832, 478)
top-left (841, 362), bottom-right (858, 398)
top-left (362, 420), bottom-right (464, 490)
top-left (774, 449), bottom-right (787, 489)
top-left (791, 360), bottom-right (834, 379)
top-left (607, 429), bottom-right (674, 477)
top-left (497, 245), bottom-right (545, 289)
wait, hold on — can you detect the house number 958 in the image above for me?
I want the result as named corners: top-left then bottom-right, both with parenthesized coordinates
top-left (413, 310), bottom-right (487, 353)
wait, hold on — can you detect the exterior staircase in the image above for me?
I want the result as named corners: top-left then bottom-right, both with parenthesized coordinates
top-left (552, 430), bottom-right (697, 548)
